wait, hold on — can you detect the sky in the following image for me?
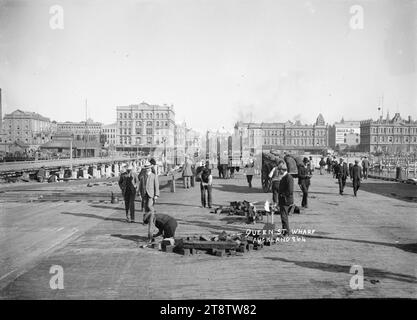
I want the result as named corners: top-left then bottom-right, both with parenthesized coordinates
top-left (0, 0), bottom-right (416, 133)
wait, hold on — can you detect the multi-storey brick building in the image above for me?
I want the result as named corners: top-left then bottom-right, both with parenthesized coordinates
top-left (116, 102), bottom-right (176, 160)
top-left (2, 109), bottom-right (56, 146)
top-left (56, 119), bottom-right (103, 142)
top-left (360, 113), bottom-right (417, 153)
top-left (102, 123), bottom-right (117, 147)
top-left (235, 113), bottom-right (329, 155)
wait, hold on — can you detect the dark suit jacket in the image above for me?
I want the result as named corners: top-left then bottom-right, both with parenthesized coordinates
top-left (118, 172), bottom-right (139, 196)
top-left (139, 172), bottom-right (160, 198)
top-left (278, 173), bottom-right (294, 206)
top-left (334, 163), bottom-right (349, 179)
top-left (297, 164), bottom-right (310, 186)
top-left (351, 164), bottom-right (362, 181)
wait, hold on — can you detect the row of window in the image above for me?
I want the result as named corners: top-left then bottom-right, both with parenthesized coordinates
top-left (373, 136), bottom-right (417, 143)
top-left (119, 120), bottom-right (169, 127)
top-left (371, 127), bottom-right (417, 134)
top-left (58, 126), bottom-right (101, 129)
top-left (263, 130), bottom-right (326, 137)
top-left (119, 137), bottom-right (153, 145)
top-left (118, 112), bottom-right (169, 120)
top-left (120, 128), bottom-right (154, 135)
top-left (263, 138), bottom-right (326, 146)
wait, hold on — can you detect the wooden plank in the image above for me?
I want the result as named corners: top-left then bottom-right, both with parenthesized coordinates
top-left (180, 240), bottom-right (239, 250)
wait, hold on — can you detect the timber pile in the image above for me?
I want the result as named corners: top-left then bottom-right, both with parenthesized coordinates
top-left (162, 230), bottom-right (281, 257)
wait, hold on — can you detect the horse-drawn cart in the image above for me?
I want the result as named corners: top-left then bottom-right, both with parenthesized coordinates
top-left (261, 150), bottom-right (301, 192)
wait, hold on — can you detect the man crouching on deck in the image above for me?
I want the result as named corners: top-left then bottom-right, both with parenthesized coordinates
top-left (143, 213), bottom-right (178, 242)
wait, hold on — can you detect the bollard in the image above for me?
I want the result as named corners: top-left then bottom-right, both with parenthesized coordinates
top-left (396, 166), bottom-right (402, 181)
top-left (58, 168), bottom-right (65, 180)
top-left (170, 174), bottom-right (176, 192)
top-left (83, 167), bottom-right (89, 179)
top-left (111, 192), bottom-right (119, 204)
top-left (105, 165), bottom-right (112, 178)
top-left (114, 163), bottom-right (119, 177)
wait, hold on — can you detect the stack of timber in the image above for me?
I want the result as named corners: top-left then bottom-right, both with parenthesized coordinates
top-left (163, 230), bottom-right (280, 257)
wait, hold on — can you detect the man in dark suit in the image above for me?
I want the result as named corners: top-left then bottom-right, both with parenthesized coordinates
top-left (278, 162), bottom-right (294, 236)
top-left (351, 159), bottom-right (362, 196)
top-left (298, 157), bottom-right (311, 208)
top-left (326, 157), bottom-right (331, 174)
top-left (334, 158), bottom-right (349, 195)
top-left (139, 162), bottom-right (160, 241)
top-left (118, 164), bottom-right (139, 223)
top-left (362, 156), bottom-right (369, 179)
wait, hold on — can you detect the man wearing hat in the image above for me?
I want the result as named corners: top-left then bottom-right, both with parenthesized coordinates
top-left (277, 162), bottom-right (293, 236)
top-left (269, 159), bottom-right (285, 204)
top-left (182, 156), bottom-right (193, 189)
top-left (118, 163), bottom-right (139, 222)
top-left (351, 159), bottom-right (362, 196)
top-left (139, 161), bottom-right (160, 240)
top-left (361, 156), bottom-right (369, 179)
top-left (298, 157), bottom-right (312, 208)
top-left (334, 157), bottom-right (349, 195)
top-left (244, 158), bottom-right (255, 188)
top-left (199, 160), bottom-right (213, 208)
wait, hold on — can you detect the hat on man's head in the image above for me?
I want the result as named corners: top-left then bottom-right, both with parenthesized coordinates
top-left (340, 157), bottom-right (344, 161)
top-left (278, 162), bottom-right (287, 171)
top-left (355, 159), bottom-right (359, 164)
top-left (143, 161), bottom-right (152, 169)
top-left (303, 157), bottom-right (309, 163)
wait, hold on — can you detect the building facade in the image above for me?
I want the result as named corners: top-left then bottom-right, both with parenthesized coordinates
top-left (235, 113), bottom-right (329, 155)
top-left (57, 119), bottom-right (103, 142)
top-left (185, 128), bottom-right (203, 160)
top-left (360, 113), bottom-right (417, 153)
top-left (174, 121), bottom-right (187, 164)
top-left (116, 102), bottom-right (176, 161)
top-left (2, 109), bottom-right (56, 146)
top-left (329, 118), bottom-right (360, 149)
top-left (205, 129), bottom-right (231, 165)
top-left (102, 123), bottom-right (117, 147)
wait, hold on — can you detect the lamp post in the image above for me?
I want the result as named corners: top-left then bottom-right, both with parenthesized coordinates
top-left (161, 137), bottom-right (167, 173)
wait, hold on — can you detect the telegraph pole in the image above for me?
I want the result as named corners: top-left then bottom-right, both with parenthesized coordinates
top-left (84, 99), bottom-right (88, 158)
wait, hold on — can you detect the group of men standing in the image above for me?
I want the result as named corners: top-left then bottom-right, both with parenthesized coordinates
top-left (265, 153), bottom-right (370, 237)
top-left (118, 160), bottom-right (178, 243)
